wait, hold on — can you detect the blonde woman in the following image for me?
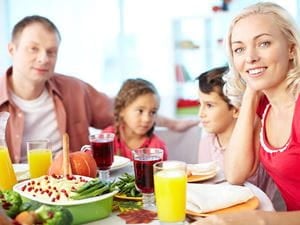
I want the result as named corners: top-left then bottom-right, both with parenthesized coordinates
top-left (192, 2), bottom-right (300, 225)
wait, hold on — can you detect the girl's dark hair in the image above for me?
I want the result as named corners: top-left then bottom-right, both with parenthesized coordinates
top-left (196, 66), bottom-right (234, 109)
top-left (114, 78), bottom-right (160, 137)
top-left (12, 15), bottom-right (61, 42)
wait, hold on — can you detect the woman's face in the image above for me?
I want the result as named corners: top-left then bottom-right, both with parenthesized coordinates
top-left (230, 14), bottom-right (294, 91)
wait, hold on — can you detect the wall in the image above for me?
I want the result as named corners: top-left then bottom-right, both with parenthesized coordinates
top-left (0, 0), bottom-right (299, 117)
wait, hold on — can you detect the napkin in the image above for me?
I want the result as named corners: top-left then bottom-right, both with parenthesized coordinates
top-left (187, 183), bottom-right (254, 213)
top-left (13, 164), bottom-right (30, 181)
top-left (188, 161), bottom-right (217, 176)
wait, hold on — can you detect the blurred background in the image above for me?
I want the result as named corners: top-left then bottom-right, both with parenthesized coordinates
top-left (0, 0), bottom-right (299, 117)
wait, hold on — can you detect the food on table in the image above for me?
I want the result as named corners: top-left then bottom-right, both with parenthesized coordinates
top-left (62, 133), bottom-right (72, 176)
top-left (1, 189), bottom-right (73, 225)
top-left (113, 200), bottom-right (142, 212)
top-left (48, 151), bottom-right (97, 178)
top-left (14, 204), bottom-right (73, 225)
top-left (0, 190), bottom-right (22, 218)
top-left (70, 179), bottom-right (116, 200)
top-left (19, 200), bottom-right (42, 212)
top-left (118, 209), bottom-right (157, 224)
top-left (17, 175), bottom-right (117, 203)
top-left (19, 175), bottom-right (88, 203)
top-left (112, 173), bottom-right (142, 198)
top-left (14, 210), bottom-right (37, 225)
top-left (187, 162), bottom-right (217, 176)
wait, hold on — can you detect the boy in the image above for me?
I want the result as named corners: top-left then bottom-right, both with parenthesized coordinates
top-left (196, 66), bottom-right (285, 210)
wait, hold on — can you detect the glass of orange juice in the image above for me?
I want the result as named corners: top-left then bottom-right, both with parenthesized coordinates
top-left (27, 140), bottom-right (52, 178)
top-left (0, 139), bottom-right (17, 190)
top-left (154, 160), bottom-right (187, 225)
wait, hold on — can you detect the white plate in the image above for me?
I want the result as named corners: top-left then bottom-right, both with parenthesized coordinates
top-left (13, 163), bottom-right (29, 181)
top-left (110, 155), bottom-right (131, 171)
top-left (188, 161), bottom-right (218, 176)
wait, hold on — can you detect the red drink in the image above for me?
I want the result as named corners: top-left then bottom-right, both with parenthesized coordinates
top-left (133, 156), bottom-right (162, 193)
top-left (91, 139), bottom-right (114, 170)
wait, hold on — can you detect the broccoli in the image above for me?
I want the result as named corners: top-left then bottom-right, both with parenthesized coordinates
top-left (35, 205), bottom-right (73, 225)
top-left (0, 190), bottom-right (22, 218)
top-left (19, 200), bottom-right (42, 212)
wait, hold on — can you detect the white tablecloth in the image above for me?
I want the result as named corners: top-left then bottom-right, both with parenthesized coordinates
top-left (85, 163), bottom-right (274, 225)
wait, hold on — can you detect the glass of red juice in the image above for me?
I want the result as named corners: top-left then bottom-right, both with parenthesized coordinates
top-left (132, 148), bottom-right (163, 209)
top-left (81, 132), bottom-right (115, 181)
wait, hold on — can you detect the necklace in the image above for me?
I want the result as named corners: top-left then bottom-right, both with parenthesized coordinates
top-left (260, 104), bottom-right (290, 153)
top-left (214, 135), bottom-right (226, 151)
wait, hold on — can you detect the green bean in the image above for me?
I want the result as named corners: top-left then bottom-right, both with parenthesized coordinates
top-left (112, 173), bottom-right (141, 197)
top-left (74, 178), bottom-right (102, 193)
top-left (71, 185), bottom-right (109, 200)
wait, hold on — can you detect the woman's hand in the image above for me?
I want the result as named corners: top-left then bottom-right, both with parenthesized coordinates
top-left (242, 85), bottom-right (263, 103)
top-left (191, 210), bottom-right (300, 225)
top-left (190, 210), bottom-right (266, 225)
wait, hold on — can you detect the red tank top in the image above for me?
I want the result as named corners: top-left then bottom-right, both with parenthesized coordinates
top-left (258, 95), bottom-right (300, 210)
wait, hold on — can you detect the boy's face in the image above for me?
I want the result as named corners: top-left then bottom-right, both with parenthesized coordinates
top-left (198, 90), bottom-right (238, 134)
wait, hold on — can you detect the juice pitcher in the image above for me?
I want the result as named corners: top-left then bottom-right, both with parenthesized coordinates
top-left (0, 112), bottom-right (17, 190)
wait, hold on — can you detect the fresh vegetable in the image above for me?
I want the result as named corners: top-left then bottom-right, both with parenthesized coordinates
top-left (14, 211), bottom-right (37, 225)
top-left (0, 190), bottom-right (22, 218)
top-left (0, 190), bottom-right (73, 225)
top-left (70, 178), bottom-right (116, 200)
top-left (73, 178), bottom-right (103, 193)
top-left (14, 203), bottom-right (73, 225)
top-left (113, 200), bottom-right (142, 212)
top-left (48, 151), bottom-right (98, 178)
top-left (35, 205), bottom-right (73, 225)
top-left (112, 173), bottom-right (142, 197)
top-left (19, 200), bottom-right (42, 212)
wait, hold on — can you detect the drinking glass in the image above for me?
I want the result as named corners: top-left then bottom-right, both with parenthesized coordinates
top-left (27, 139), bottom-right (52, 178)
top-left (0, 112), bottom-right (17, 190)
top-left (132, 148), bottom-right (163, 209)
top-left (0, 139), bottom-right (17, 190)
top-left (81, 133), bottom-right (115, 181)
top-left (154, 160), bottom-right (187, 225)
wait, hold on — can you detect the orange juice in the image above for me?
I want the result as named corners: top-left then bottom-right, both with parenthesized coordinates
top-left (154, 169), bottom-right (187, 222)
top-left (27, 149), bottom-right (52, 178)
top-left (0, 147), bottom-right (17, 190)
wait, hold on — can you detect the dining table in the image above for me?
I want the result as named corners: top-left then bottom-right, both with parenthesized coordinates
top-left (84, 162), bottom-right (274, 225)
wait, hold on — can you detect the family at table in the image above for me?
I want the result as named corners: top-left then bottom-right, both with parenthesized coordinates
top-left (1, 1), bottom-right (300, 225)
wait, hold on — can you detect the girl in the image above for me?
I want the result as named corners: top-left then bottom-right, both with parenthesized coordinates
top-left (104, 78), bottom-right (168, 160)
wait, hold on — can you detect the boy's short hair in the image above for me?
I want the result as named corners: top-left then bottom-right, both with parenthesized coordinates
top-left (196, 66), bottom-right (234, 109)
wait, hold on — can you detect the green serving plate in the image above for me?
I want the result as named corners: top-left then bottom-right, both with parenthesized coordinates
top-left (13, 176), bottom-right (118, 224)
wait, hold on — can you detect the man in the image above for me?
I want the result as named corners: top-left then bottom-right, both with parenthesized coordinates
top-left (0, 15), bottom-right (199, 163)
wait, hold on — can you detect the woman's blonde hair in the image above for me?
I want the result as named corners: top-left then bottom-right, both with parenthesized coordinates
top-left (224, 2), bottom-right (300, 101)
